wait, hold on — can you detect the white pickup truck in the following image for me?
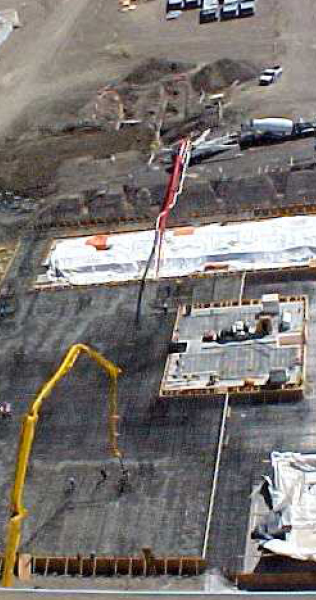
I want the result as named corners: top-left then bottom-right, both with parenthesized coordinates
top-left (259, 66), bottom-right (283, 86)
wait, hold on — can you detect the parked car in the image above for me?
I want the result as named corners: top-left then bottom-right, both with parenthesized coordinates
top-left (259, 66), bottom-right (283, 86)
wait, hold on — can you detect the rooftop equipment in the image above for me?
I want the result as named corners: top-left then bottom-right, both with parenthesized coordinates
top-left (261, 293), bottom-right (280, 315)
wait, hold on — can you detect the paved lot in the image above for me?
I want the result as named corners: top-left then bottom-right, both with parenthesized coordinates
top-left (0, 0), bottom-right (314, 135)
top-left (1, 0), bottom-right (316, 594)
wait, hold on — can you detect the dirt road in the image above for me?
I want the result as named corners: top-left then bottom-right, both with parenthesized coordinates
top-left (234, 0), bottom-right (316, 121)
top-left (0, 0), bottom-right (314, 135)
top-left (0, 0), bottom-right (276, 136)
top-left (0, 0), bottom-right (91, 136)
top-left (0, 0), bottom-right (314, 198)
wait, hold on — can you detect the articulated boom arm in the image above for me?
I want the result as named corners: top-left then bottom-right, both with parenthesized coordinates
top-left (2, 343), bottom-right (122, 588)
top-left (134, 137), bottom-right (191, 325)
top-left (155, 137), bottom-right (191, 276)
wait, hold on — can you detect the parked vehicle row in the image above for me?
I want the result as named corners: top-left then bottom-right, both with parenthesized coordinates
top-left (166, 0), bottom-right (256, 22)
top-left (201, 0), bottom-right (256, 22)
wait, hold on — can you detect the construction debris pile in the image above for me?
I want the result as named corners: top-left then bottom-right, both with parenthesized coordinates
top-left (191, 58), bottom-right (257, 93)
top-left (79, 58), bottom-right (257, 144)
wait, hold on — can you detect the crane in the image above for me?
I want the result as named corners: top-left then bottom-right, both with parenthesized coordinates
top-left (1, 343), bottom-right (122, 588)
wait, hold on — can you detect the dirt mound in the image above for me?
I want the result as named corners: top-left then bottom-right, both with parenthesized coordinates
top-left (191, 58), bottom-right (257, 93)
top-left (124, 58), bottom-right (194, 85)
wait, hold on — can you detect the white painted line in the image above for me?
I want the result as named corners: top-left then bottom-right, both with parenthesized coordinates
top-left (202, 392), bottom-right (230, 559)
top-left (239, 272), bottom-right (246, 306)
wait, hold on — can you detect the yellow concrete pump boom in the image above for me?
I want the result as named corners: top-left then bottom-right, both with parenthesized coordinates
top-left (1, 343), bottom-right (122, 588)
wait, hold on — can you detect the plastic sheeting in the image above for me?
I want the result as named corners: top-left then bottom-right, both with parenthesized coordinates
top-left (47, 215), bottom-right (316, 286)
top-left (0, 21), bottom-right (12, 47)
top-left (0, 9), bottom-right (20, 49)
top-left (260, 452), bottom-right (316, 561)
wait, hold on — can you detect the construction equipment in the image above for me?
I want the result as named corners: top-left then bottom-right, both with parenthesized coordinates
top-left (155, 137), bottom-right (192, 276)
top-left (190, 131), bottom-right (239, 164)
top-left (135, 138), bottom-right (191, 326)
top-left (1, 343), bottom-right (122, 588)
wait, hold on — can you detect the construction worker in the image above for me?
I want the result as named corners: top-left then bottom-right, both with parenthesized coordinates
top-left (66, 477), bottom-right (76, 494)
top-left (0, 402), bottom-right (11, 419)
top-left (118, 467), bottom-right (129, 495)
top-left (96, 468), bottom-right (107, 488)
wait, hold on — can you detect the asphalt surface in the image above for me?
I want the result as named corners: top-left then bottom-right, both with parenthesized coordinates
top-left (1, 0), bottom-right (316, 594)
top-left (0, 257), bottom-right (315, 571)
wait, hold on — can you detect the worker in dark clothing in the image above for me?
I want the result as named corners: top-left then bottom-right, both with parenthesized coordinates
top-left (118, 467), bottom-right (129, 495)
top-left (66, 477), bottom-right (76, 494)
top-left (96, 468), bottom-right (107, 488)
top-left (0, 402), bottom-right (11, 419)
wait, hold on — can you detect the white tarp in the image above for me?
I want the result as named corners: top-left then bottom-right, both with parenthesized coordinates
top-left (0, 20), bottom-right (12, 46)
top-left (47, 215), bottom-right (316, 285)
top-left (261, 452), bottom-right (316, 561)
top-left (0, 9), bottom-right (20, 47)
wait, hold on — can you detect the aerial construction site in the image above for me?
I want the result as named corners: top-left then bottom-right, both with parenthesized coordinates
top-left (1, 0), bottom-right (316, 596)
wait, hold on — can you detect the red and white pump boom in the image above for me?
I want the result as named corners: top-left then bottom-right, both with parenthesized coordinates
top-left (155, 138), bottom-right (191, 277)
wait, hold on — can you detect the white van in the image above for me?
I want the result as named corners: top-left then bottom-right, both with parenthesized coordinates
top-left (199, 0), bottom-right (220, 22)
top-left (166, 0), bottom-right (185, 12)
top-left (238, 0), bottom-right (255, 16)
top-left (184, 0), bottom-right (202, 8)
top-left (221, 0), bottom-right (239, 19)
